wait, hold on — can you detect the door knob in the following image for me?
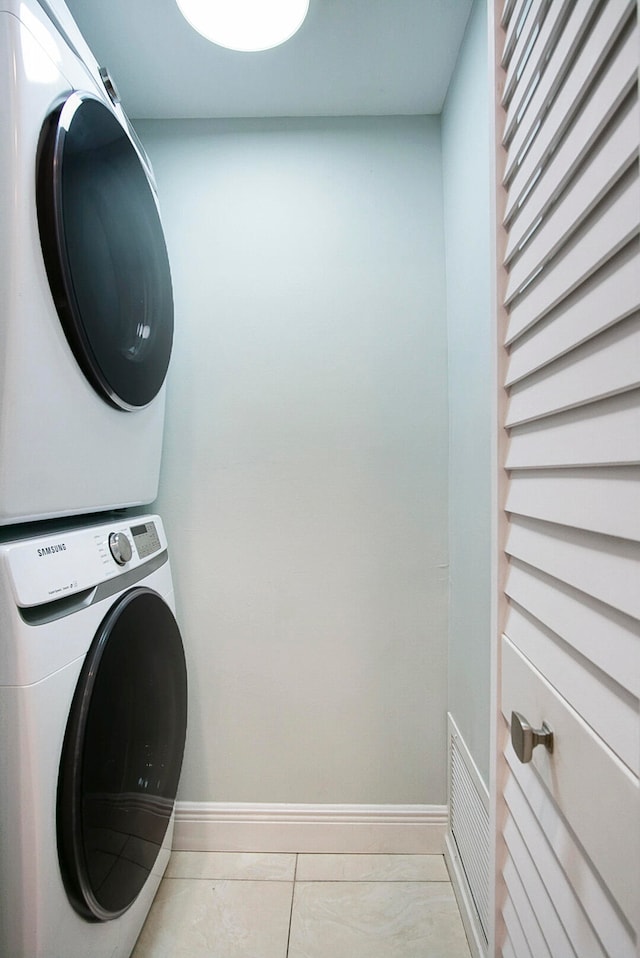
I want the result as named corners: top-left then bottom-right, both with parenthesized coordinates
top-left (511, 711), bottom-right (554, 764)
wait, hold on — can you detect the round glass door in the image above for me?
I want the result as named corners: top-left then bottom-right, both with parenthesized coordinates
top-left (57, 588), bottom-right (187, 921)
top-left (37, 92), bottom-right (174, 410)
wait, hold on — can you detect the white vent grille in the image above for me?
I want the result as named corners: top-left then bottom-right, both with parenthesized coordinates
top-left (449, 723), bottom-right (490, 944)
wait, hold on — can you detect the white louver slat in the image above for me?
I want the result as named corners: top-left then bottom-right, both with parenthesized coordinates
top-left (501, 0), bottom-right (571, 111)
top-left (506, 314), bottom-right (640, 420)
top-left (500, 0), bottom-right (547, 108)
top-left (505, 170), bottom-right (639, 338)
top-left (504, 558), bottom-right (639, 697)
top-left (500, 829), bottom-right (577, 958)
top-left (504, 101), bottom-right (638, 296)
top-left (504, 0), bottom-right (624, 174)
top-left (503, 2), bottom-right (635, 213)
top-left (506, 391), bottom-right (640, 468)
top-left (503, 766), bottom-right (633, 958)
top-left (505, 242), bottom-right (640, 383)
top-left (506, 514), bottom-right (639, 618)
top-left (500, 0), bottom-right (519, 31)
top-left (491, 0), bottom-right (640, 954)
top-left (501, 0), bottom-right (533, 70)
top-left (504, 34), bottom-right (639, 260)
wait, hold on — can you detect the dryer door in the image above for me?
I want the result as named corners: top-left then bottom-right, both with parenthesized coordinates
top-left (36, 92), bottom-right (174, 410)
top-left (57, 587), bottom-right (187, 922)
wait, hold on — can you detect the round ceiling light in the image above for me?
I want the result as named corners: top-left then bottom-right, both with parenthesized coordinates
top-left (175, 0), bottom-right (310, 52)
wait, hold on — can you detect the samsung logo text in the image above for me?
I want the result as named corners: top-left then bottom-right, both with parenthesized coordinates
top-left (37, 543), bottom-right (67, 557)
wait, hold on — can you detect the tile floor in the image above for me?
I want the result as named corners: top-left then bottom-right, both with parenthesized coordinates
top-left (132, 852), bottom-right (472, 957)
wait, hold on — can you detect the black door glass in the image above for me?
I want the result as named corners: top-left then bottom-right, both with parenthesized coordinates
top-left (57, 588), bottom-right (187, 921)
top-left (37, 93), bottom-right (174, 410)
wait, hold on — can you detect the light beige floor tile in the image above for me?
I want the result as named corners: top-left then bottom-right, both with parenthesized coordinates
top-left (166, 851), bottom-right (296, 881)
top-left (131, 878), bottom-right (293, 958)
top-left (296, 853), bottom-right (449, 882)
top-left (288, 881), bottom-right (471, 958)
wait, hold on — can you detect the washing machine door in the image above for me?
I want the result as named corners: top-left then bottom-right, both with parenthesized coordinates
top-left (57, 587), bottom-right (187, 922)
top-left (36, 92), bottom-right (174, 410)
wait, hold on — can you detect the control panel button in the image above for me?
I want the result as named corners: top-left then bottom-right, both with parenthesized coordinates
top-left (108, 531), bottom-right (132, 566)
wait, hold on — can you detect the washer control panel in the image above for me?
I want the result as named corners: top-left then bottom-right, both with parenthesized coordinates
top-left (3, 515), bottom-right (167, 608)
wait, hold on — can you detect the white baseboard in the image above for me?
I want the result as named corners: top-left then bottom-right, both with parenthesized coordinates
top-left (173, 802), bottom-right (448, 854)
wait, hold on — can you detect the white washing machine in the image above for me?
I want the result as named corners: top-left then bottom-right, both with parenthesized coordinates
top-left (0, 0), bottom-right (174, 526)
top-left (0, 514), bottom-right (188, 958)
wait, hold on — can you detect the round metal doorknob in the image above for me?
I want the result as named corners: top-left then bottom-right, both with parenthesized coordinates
top-left (511, 711), bottom-right (554, 764)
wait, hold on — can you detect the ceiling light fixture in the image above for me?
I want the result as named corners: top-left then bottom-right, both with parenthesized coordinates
top-left (175, 0), bottom-right (310, 52)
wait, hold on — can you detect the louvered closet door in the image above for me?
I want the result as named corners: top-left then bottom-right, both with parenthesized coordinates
top-left (492, 1), bottom-right (640, 957)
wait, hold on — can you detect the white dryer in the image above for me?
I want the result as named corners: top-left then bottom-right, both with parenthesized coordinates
top-left (0, 0), bottom-right (174, 526)
top-left (0, 514), bottom-right (188, 957)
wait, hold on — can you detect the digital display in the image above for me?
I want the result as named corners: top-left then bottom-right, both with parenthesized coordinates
top-left (130, 521), bottom-right (161, 558)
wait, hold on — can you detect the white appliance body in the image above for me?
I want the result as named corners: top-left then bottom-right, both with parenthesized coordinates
top-left (0, 0), bottom-right (174, 525)
top-left (0, 514), bottom-right (187, 958)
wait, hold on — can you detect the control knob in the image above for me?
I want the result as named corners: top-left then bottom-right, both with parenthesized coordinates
top-left (109, 531), bottom-right (132, 566)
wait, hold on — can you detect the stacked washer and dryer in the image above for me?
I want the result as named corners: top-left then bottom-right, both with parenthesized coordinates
top-left (0, 1), bottom-right (187, 956)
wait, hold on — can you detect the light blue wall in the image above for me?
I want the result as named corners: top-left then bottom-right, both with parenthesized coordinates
top-left (442, 0), bottom-right (492, 785)
top-left (136, 116), bottom-right (450, 804)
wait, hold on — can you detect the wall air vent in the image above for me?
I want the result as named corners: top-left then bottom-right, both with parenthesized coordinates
top-left (447, 715), bottom-right (490, 949)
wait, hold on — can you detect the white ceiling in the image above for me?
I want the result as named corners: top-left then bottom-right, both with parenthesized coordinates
top-left (62, 0), bottom-right (473, 120)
